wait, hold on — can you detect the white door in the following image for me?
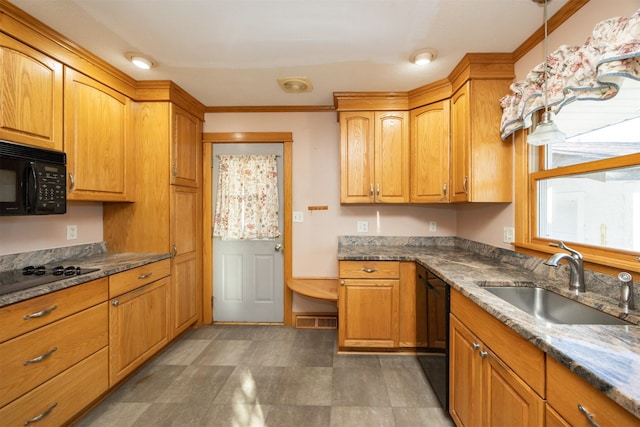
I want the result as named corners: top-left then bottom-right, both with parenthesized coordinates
top-left (212, 143), bottom-right (284, 322)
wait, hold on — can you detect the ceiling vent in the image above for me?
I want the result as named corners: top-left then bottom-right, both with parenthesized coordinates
top-left (278, 77), bottom-right (313, 93)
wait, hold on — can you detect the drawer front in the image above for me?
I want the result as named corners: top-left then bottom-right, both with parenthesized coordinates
top-left (0, 302), bottom-right (108, 407)
top-left (109, 258), bottom-right (170, 297)
top-left (0, 347), bottom-right (108, 427)
top-left (547, 357), bottom-right (639, 427)
top-left (0, 278), bottom-right (108, 343)
top-left (339, 261), bottom-right (400, 279)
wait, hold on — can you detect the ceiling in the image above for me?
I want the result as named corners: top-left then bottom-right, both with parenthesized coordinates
top-left (9, 0), bottom-right (569, 107)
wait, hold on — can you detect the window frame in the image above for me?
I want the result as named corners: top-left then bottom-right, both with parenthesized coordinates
top-left (514, 130), bottom-right (640, 275)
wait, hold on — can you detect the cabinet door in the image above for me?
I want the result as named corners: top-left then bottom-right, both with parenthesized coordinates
top-left (109, 278), bottom-right (169, 386)
top-left (483, 348), bottom-right (544, 427)
top-left (410, 100), bottom-right (450, 203)
top-left (0, 34), bottom-right (63, 151)
top-left (374, 111), bottom-right (409, 203)
top-left (171, 185), bottom-right (200, 337)
top-left (340, 111), bottom-right (375, 203)
top-left (449, 314), bottom-right (482, 427)
top-left (450, 82), bottom-right (471, 203)
top-left (171, 105), bottom-right (202, 187)
top-left (64, 68), bottom-right (132, 201)
top-left (338, 279), bottom-right (399, 348)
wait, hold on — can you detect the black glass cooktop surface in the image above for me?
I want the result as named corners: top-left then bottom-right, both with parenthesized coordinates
top-left (0, 264), bottom-right (100, 296)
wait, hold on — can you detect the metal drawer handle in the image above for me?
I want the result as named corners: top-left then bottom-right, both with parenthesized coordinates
top-left (24, 305), bottom-right (58, 320)
top-left (362, 268), bottom-right (377, 273)
top-left (578, 404), bottom-right (601, 427)
top-left (138, 272), bottom-right (153, 280)
top-left (24, 347), bottom-right (58, 366)
top-left (479, 350), bottom-right (488, 359)
top-left (24, 402), bottom-right (58, 425)
top-left (472, 342), bottom-right (480, 350)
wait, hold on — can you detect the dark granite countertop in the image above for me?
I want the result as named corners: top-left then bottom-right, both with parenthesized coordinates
top-left (338, 236), bottom-right (640, 419)
top-left (0, 250), bottom-right (171, 308)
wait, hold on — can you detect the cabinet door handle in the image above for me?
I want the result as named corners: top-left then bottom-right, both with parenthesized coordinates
top-left (68, 172), bottom-right (75, 191)
top-left (172, 163), bottom-right (178, 177)
top-left (24, 347), bottom-right (58, 366)
top-left (340, 280), bottom-right (345, 286)
top-left (172, 244), bottom-right (178, 257)
top-left (24, 402), bottom-right (58, 425)
top-left (462, 176), bottom-right (469, 194)
top-left (362, 268), bottom-right (377, 273)
top-left (23, 305), bottom-right (57, 320)
top-left (479, 350), bottom-right (488, 359)
top-left (376, 184), bottom-right (380, 196)
top-left (137, 272), bottom-right (153, 280)
top-left (442, 182), bottom-right (447, 199)
top-left (112, 300), bottom-right (120, 307)
top-left (369, 184), bottom-right (374, 197)
top-left (472, 342), bottom-right (480, 350)
top-left (578, 404), bottom-right (601, 427)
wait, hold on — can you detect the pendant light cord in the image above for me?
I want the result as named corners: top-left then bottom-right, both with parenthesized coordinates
top-left (543, 0), bottom-right (549, 114)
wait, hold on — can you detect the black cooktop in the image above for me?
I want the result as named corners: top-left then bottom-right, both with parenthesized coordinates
top-left (0, 264), bottom-right (100, 296)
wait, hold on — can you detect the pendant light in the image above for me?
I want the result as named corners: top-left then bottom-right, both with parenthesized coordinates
top-left (527, 0), bottom-right (565, 146)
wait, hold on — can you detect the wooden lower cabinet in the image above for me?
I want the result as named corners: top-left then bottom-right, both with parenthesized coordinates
top-left (546, 356), bottom-right (639, 427)
top-left (0, 347), bottom-right (108, 427)
top-left (449, 288), bottom-right (545, 427)
top-left (109, 277), bottom-right (170, 386)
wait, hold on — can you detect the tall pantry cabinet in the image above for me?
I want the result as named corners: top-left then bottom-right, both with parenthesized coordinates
top-left (104, 84), bottom-right (204, 339)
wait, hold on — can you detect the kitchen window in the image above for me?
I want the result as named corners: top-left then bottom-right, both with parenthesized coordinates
top-left (520, 78), bottom-right (640, 273)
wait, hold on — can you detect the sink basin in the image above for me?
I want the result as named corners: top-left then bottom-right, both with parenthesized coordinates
top-left (483, 287), bottom-right (630, 325)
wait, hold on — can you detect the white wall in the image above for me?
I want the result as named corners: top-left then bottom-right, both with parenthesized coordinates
top-left (0, 203), bottom-right (103, 255)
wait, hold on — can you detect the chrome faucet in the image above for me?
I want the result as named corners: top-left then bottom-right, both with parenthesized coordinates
top-left (618, 272), bottom-right (635, 312)
top-left (544, 242), bottom-right (586, 293)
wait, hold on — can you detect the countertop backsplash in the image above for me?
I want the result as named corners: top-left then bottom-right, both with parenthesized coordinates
top-left (338, 236), bottom-right (640, 309)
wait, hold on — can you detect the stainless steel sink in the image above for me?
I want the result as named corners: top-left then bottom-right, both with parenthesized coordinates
top-left (483, 287), bottom-right (630, 325)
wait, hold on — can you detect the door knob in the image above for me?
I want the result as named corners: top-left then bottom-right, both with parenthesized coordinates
top-left (275, 243), bottom-right (283, 252)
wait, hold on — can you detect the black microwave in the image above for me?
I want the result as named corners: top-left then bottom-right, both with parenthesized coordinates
top-left (0, 140), bottom-right (66, 216)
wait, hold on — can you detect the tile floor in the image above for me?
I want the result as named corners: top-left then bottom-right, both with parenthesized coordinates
top-left (77, 325), bottom-right (454, 427)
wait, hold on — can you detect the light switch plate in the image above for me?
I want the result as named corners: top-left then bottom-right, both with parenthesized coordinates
top-left (293, 211), bottom-right (303, 222)
top-left (67, 224), bottom-right (78, 240)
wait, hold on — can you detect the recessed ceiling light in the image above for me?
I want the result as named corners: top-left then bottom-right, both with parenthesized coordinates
top-left (278, 77), bottom-right (313, 93)
top-left (410, 48), bottom-right (438, 65)
top-left (125, 52), bottom-right (156, 70)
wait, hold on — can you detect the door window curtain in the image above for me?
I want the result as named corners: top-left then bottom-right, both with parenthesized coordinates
top-left (213, 154), bottom-right (279, 239)
top-left (500, 8), bottom-right (640, 140)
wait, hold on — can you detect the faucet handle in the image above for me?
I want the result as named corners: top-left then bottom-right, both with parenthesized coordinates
top-left (550, 241), bottom-right (583, 260)
top-left (618, 272), bottom-right (634, 311)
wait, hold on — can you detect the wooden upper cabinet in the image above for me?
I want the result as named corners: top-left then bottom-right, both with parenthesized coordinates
top-left (0, 34), bottom-right (63, 151)
top-left (339, 111), bottom-right (409, 203)
top-left (410, 100), bottom-right (450, 203)
top-left (450, 80), bottom-right (513, 203)
top-left (171, 105), bottom-right (201, 187)
top-left (64, 68), bottom-right (132, 201)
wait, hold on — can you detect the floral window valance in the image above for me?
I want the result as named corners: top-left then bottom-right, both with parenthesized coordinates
top-left (500, 8), bottom-right (640, 140)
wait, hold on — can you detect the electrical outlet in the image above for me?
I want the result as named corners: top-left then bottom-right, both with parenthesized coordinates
top-left (429, 221), bottom-right (437, 232)
top-left (293, 211), bottom-right (304, 222)
top-left (67, 224), bottom-right (78, 240)
top-left (503, 227), bottom-right (515, 243)
top-left (357, 220), bottom-right (369, 233)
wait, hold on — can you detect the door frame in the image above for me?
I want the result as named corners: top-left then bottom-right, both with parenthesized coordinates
top-left (202, 132), bottom-right (293, 325)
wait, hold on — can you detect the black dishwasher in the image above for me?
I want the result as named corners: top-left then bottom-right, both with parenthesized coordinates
top-left (416, 263), bottom-right (450, 411)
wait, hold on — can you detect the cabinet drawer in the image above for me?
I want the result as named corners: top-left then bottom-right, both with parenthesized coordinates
top-left (0, 302), bottom-right (108, 407)
top-left (109, 258), bottom-right (170, 297)
top-left (451, 289), bottom-right (545, 397)
top-left (339, 261), bottom-right (399, 279)
top-left (0, 278), bottom-right (108, 343)
top-left (547, 356), bottom-right (639, 427)
top-left (0, 347), bottom-right (108, 427)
